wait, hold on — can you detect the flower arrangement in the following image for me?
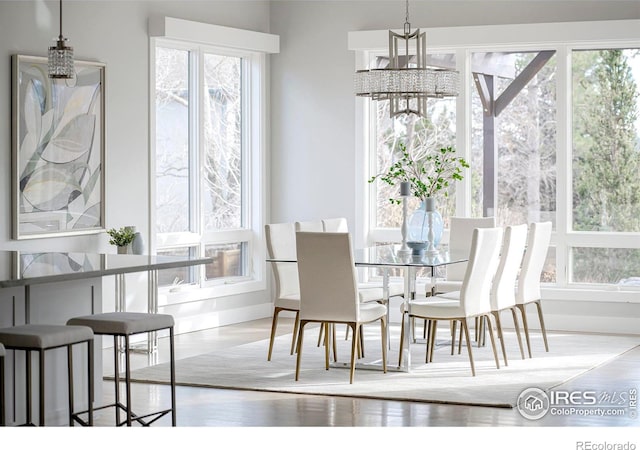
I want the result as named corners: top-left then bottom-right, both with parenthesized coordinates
top-left (106, 227), bottom-right (135, 248)
top-left (369, 142), bottom-right (469, 204)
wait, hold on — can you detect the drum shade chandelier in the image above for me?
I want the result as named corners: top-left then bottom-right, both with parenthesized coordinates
top-left (48, 0), bottom-right (74, 79)
top-left (354, 0), bottom-right (459, 118)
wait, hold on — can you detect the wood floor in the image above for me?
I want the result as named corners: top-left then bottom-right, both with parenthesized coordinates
top-left (93, 317), bottom-right (640, 429)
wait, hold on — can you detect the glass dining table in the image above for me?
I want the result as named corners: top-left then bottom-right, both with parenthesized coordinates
top-left (353, 245), bottom-right (468, 371)
top-left (268, 244), bottom-right (468, 372)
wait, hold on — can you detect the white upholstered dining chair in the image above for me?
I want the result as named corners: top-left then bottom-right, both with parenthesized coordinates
top-left (399, 227), bottom-right (504, 375)
top-left (490, 224), bottom-right (528, 365)
top-left (516, 221), bottom-right (552, 357)
top-left (432, 216), bottom-right (497, 295)
top-left (297, 218), bottom-right (403, 348)
top-left (295, 231), bottom-right (387, 384)
top-left (265, 222), bottom-right (301, 361)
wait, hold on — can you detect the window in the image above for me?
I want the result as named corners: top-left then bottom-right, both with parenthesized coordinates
top-left (470, 50), bottom-right (558, 282)
top-left (152, 29), bottom-right (270, 297)
top-left (570, 48), bottom-right (640, 284)
top-left (353, 20), bottom-right (640, 292)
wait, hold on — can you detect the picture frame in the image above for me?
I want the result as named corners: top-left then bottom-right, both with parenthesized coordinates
top-left (11, 54), bottom-right (106, 239)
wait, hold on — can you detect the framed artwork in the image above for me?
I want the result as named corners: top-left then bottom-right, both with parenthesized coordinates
top-left (11, 54), bottom-right (105, 239)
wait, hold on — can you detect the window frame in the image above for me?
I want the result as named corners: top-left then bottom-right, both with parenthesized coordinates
top-left (350, 20), bottom-right (640, 296)
top-left (150, 34), bottom-right (268, 299)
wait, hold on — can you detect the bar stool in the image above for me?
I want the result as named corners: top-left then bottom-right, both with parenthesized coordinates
top-left (0, 324), bottom-right (94, 426)
top-left (67, 312), bottom-right (176, 426)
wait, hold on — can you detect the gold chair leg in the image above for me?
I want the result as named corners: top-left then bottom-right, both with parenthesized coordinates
top-left (380, 317), bottom-right (387, 374)
top-left (267, 307), bottom-right (281, 361)
top-left (317, 323), bottom-right (324, 347)
top-left (516, 304), bottom-right (532, 358)
top-left (359, 324), bottom-right (365, 358)
top-left (450, 320), bottom-right (458, 355)
top-left (485, 314), bottom-right (500, 369)
top-left (535, 300), bottom-right (550, 352)
top-left (462, 320), bottom-right (476, 376)
top-left (295, 321), bottom-right (307, 381)
top-left (350, 323), bottom-right (358, 384)
top-left (492, 311), bottom-right (508, 366)
top-left (290, 311), bottom-right (300, 355)
top-left (324, 323), bottom-right (330, 370)
top-left (428, 320), bottom-right (437, 363)
top-left (510, 307), bottom-right (525, 359)
top-left (458, 320), bottom-right (463, 354)
top-left (398, 312), bottom-right (406, 368)
top-left (332, 324), bottom-right (338, 362)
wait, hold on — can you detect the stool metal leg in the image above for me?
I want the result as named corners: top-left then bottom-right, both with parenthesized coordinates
top-left (170, 327), bottom-right (176, 426)
top-left (125, 335), bottom-right (132, 427)
top-left (67, 345), bottom-right (74, 426)
top-left (88, 340), bottom-right (94, 426)
top-left (113, 336), bottom-right (121, 426)
top-left (26, 350), bottom-right (32, 426)
top-left (39, 350), bottom-right (45, 426)
top-left (0, 354), bottom-right (5, 426)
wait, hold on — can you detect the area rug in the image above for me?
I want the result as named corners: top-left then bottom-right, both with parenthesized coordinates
top-left (123, 326), bottom-right (639, 408)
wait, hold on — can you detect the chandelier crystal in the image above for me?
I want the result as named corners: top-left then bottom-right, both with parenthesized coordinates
top-left (48, 0), bottom-right (74, 79)
top-left (354, 0), bottom-right (459, 118)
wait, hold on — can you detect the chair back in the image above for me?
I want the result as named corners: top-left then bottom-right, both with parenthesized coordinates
top-left (490, 224), bottom-right (528, 311)
top-left (447, 217), bottom-right (496, 281)
top-left (296, 232), bottom-right (359, 323)
top-left (516, 221), bottom-right (552, 305)
top-left (459, 227), bottom-right (503, 317)
top-left (295, 220), bottom-right (324, 232)
top-left (322, 217), bottom-right (348, 232)
top-left (265, 223), bottom-right (300, 299)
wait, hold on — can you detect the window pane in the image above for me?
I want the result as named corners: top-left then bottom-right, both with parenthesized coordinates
top-left (572, 49), bottom-right (640, 232)
top-left (374, 54), bottom-right (457, 229)
top-left (471, 51), bottom-right (557, 227)
top-left (202, 54), bottom-right (243, 231)
top-left (204, 242), bottom-right (247, 280)
top-left (157, 247), bottom-right (197, 287)
top-left (155, 47), bottom-right (191, 233)
top-left (571, 247), bottom-right (640, 284)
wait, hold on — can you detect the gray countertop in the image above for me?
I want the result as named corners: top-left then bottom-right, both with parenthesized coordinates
top-left (0, 251), bottom-right (213, 288)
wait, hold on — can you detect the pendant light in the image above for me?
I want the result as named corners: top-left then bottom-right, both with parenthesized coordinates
top-left (48, 0), bottom-right (74, 79)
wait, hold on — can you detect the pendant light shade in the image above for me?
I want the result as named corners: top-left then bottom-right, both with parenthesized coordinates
top-left (354, 0), bottom-right (459, 118)
top-left (48, 0), bottom-right (74, 79)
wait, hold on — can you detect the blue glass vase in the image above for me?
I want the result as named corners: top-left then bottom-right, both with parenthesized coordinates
top-left (407, 198), bottom-right (443, 255)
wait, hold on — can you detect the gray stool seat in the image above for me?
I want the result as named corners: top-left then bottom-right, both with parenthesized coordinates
top-left (67, 312), bottom-right (174, 336)
top-left (0, 325), bottom-right (94, 427)
top-left (67, 312), bottom-right (176, 427)
top-left (0, 325), bottom-right (94, 350)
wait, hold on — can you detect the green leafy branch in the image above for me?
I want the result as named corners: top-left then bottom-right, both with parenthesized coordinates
top-left (369, 142), bottom-right (469, 204)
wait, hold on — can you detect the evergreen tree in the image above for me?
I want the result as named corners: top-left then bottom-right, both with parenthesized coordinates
top-left (573, 50), bottom-right (640, 232)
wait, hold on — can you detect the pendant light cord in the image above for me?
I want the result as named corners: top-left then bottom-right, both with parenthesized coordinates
top-left (58, 0), bottom-right (63, 40)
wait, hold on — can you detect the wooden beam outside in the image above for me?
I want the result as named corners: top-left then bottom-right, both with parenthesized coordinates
top-left (494, 50), bottom-right (555, 116)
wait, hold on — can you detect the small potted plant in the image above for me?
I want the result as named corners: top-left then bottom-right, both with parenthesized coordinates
top-left (369, 142), bottom-right (469, 255)
top-left (107, 227), bottom-right (136, 254)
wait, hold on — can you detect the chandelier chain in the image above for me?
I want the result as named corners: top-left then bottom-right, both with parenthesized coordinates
top-left (404, 0), bottom-right (411, 34)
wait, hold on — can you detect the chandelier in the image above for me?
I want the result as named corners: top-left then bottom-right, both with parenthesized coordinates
top-left (354, 0), bottom-right (459, 118)
top-left (48, 0), bottom-right (74, 79)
